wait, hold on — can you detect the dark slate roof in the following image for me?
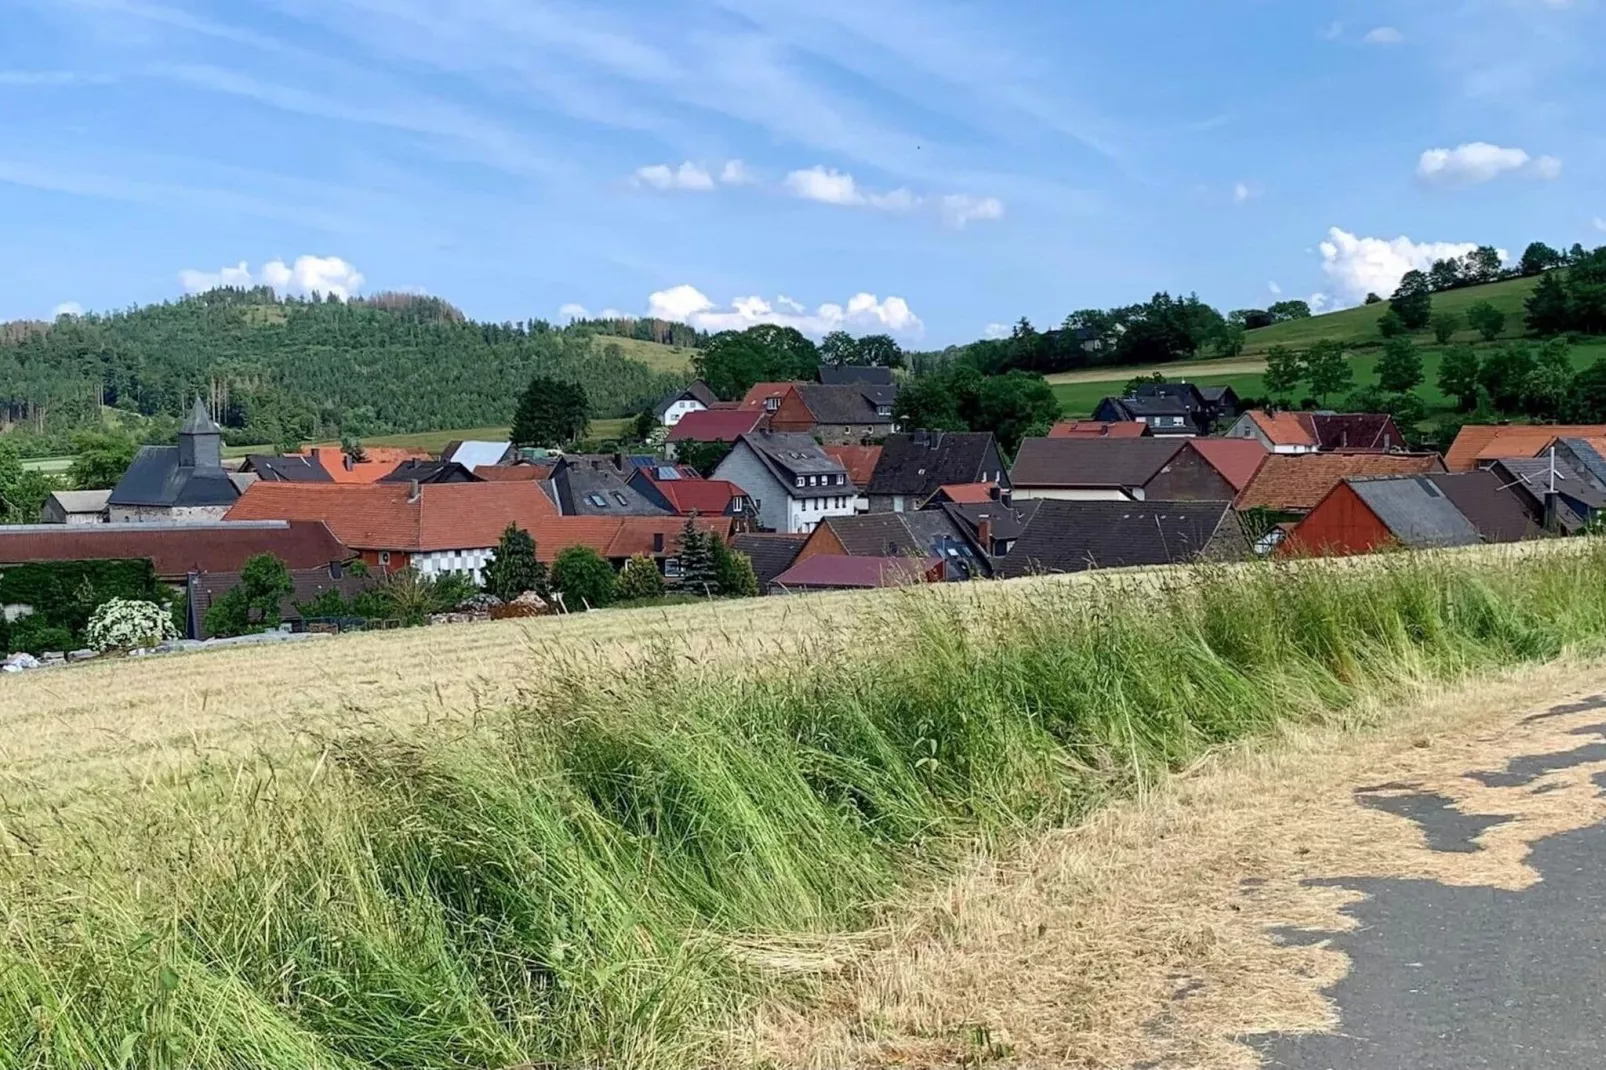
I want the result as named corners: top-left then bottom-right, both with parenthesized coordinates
top-left (740, 432), bottom-right (851, 494)
top-left (866, 432), bottom-right (1002, 497)
top-left (995, 499), bottom-right (1240, 578)
top-left (1492, 457), bottom-right (1606, 510)
top-left (937, 499), bottom-right (1042, 544)
top-left (545, 459), bottom-right (672, 516)
top-left (379, 459), bottom-right (483, 484)
top-left (1308, 413), bottom-right (1405, 452)
top-left (242, 454), bottom-right (334, 482)
top-left (1133, 382), bottom-right (1207, 409)
top-left (1199, 385), bottom-right (1238, 404)
top-left (1346, 476), bottom-right (1481, 548)
top-left (109, 445), bottom-right (241, 507)
top-left (181, 396), bottom-right (223, 434)
top-left (1100, 395), bottom-right (1192, 418)
top-left (1009, 437), bottom-right (1185, 489)
top-left (1558, 438), bottom-right (1606, 488)
top-left (1425, 471), bottom-right (1542, 543)
top-left (818, 365), bottom-right (895, 386)
top-left (729, 533), bottom-right (808, 589)
top-left (654, 379), bottom-right (720, 418)
top-left (796, 384), bottom-right (888, 425)
top-left (823, 511), bottom-right (990, 577)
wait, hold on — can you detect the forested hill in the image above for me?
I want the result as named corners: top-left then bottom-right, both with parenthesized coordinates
top-left (0, 288), bottom-right (689, 448)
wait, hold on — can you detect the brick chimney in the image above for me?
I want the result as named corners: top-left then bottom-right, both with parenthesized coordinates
top-left (408, 479), bottom-right (421, 503)
top-left (977, 516), bottom-right (993, 552)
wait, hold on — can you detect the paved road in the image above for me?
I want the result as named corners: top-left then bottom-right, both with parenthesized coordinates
top-left (1252, 694), bottom-right (1606, 1069)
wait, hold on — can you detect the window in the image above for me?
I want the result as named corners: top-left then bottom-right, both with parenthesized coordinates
top-left (378, 551), bottom-right (391, 566)
top-left (795, 477), bottom-right (804, 488)
top-left (765, 396), bottom-right (781, 411)
top-left (808, 475), bottom-right (817, 487)
top-left (836, 474), bottom-right (845, 485)
top-left (588, 493), bottom-right (608, 507)
top-left (612, 492), bottom-right (629, 506)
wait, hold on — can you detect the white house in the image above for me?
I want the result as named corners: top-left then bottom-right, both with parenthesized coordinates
top-left (711, 431), bottom-right (858, 534)
top-left (654, 380), bottom-right (720, 428)
top-left (1224, 410), bottom-right (1320, 454)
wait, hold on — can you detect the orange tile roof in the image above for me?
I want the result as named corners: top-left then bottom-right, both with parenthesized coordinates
top-left (1235, 452), bottom-right (1444, 512)
top-left (1186, 438), bottom-right (1269, 492)
top-left (738, 382), bottom-right (802, 410)
top-left (821, 444), bottom-right (883, 486)
top-left (1047, 420), bottom-right (1149, 439)
top-left (934, 482), bottom-right (997, 504)
top-left (651, 478), bottom-right (749, 515)
top-left (1444, 424), bottom-right (1606, 471)
top-left (291, 447), bottom-right (408, 483)
top-left (1246, 410), bottom-right (1318, 447)
top-left (605, 516), bottom-right (732, 559)
top-left (225, 481), bottom-right (560, 551)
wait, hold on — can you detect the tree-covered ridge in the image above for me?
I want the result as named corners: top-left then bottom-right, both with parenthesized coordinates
top-left (0, 288), bottom-right (686, 447)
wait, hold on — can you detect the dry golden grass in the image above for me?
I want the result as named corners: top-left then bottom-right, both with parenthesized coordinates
top-left (748, 658), bottom-right (1606, 1069)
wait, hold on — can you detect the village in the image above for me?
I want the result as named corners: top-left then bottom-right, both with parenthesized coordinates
top-left (2, 366), bottom-right (1600, 668)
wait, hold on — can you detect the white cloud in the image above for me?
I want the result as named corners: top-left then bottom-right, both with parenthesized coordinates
top-left (1267, 281), bottom-right (1283, 296)
top-left (940, 194), bottom-right (1005, 227)
top-left (1416, 142), bottom-right (1561, 185)
top-left (634, 161), bottom-right (715, 191)
top-left (782, 166), bottom-right (928, 214)
top-left (719, 159), bottom-right (754, 185)
top-left (1364, 26), bottom-right (1405, 44)
top-left (1318, 227), bottom-right (1507, 303)
top-left (179, 255), bottom-right (365, 300)
top-left (646, 284), bottom-right (923, 338)
top-left (52, 301), bottom-right (83, 318)
top-left (1308, 293), bottom-right (1331, 314)
top-left (1232, 181), bottom-right (1261, 205)
top-left (983, 322), bottom-right (1010, 340)
top-left (558, 303), bottom-right (589, 319)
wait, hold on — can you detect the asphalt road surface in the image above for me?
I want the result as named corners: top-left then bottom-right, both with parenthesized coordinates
top-left (1252, 694), bottom-right (1606, 1069)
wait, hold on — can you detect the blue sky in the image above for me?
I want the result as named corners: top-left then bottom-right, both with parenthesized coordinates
top-left (3, 0), bottom-right (1602, 346)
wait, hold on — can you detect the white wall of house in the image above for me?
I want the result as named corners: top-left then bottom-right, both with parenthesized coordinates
top-left (713, 443), bottom-right (789, 532)
top-left (786, 492), bottom-right (857, 534)
top-left (1010, 487), bottom-right (1134, 502)
top-left (1223, 414), bottom-right (1316, 454)
top-left (413, 547), bottom-right (496, 584)
top-left (660, 399), bottom-right (707, 427)
top-left (109, 504), bottom-right (233, 523)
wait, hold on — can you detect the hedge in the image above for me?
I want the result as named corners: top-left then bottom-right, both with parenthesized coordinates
top-left (0, 559), bottom-right (161, 653)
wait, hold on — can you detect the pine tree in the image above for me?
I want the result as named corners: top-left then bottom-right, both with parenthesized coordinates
top-left (482, 523), bottom-right (547, 600)
top-left (675, 517), bottom-right (718, 594)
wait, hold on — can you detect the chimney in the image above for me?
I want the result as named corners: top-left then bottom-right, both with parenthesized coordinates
top-left (977, 517), bottom-right (993, 551)
top-left (988, 484), bottom-right (1001, 501)
top-left (652, 531), bottom-right (665, 553)
top-left (408, 479), bottom-right (421, 503)
top-left (999, 487), bottom-right (1013, 508)
top-left (345, 453), bottom-right (355, 472)
top-left (1544, 491), bottom-right (1560, 534)
top-left (613, 452), bottom-right (625, 472)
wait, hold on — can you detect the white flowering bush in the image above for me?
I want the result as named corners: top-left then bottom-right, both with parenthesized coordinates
top-left (85, 598), bottom-right (179, 652)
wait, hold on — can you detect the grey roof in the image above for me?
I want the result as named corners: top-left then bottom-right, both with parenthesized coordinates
top-left (1346, 476), bottom-right (1482, 548)
top-left (379, 459), bottom-right (482, 484)
top-left (443, 440), bottom-right (514, 472)
top-left (796, 383), bottom-right (891, 425)
top-left (45, 489), bottom-right (111, 514)
top-left (822, 511), bottom-right (990, 578)
top-left (1492, 457), bottom-right (1606, 511)
top-left (545, 458), bottom-right (671, 516)
top-left (818, 365), bottom-right (895, 386)
top-left (654, 379), bottom-right (720, 418)
top-left (1199, 385), bottom-right (1237, 403)
top-left (242, 454), bottom-right (334, 482)
top-left (108, 445), bottom-right (241, 507)
top-left (937, 498), bottom-right (1042, 544)
top-left (739, 432), bottom-right (851, 496)
top-left (729, 533), bottom-right (808, 589)
top-left (866, 431), bottom-right (1003, 497)
top-left (1010, 437), bottom-right (1185, 489)
top-left (1103, 395), bottom-right (1192, 417)
top-left (1426, 471), bottom-right (1542, 543)
top-left (1557, 438), bottom-right (1606, 488)
top-left (181, 397), bottom-right (223, 435)
top-left (995, 499), bottom-right (1241, 578)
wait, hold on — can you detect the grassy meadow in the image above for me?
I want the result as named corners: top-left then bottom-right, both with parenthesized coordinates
top-left (589, 334), bottom-right (699, 375)
top-left (4, 544), bottom-right (1606, 1067)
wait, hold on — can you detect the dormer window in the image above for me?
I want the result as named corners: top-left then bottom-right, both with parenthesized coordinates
top-left (836, 474), bottom-right (845, 485)
top-left (765, 396), bottom-right (781, 412)
top-left (795, 476), bottom-right (804, 488)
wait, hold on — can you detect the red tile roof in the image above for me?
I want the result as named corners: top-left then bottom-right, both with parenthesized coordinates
top-left (225, 482), bottom-right (560, 551)
top-left (1048, 420), bottom-right (1150, 439)
top-left (0, 521), bottom-right (349, 580)
top-left (666, 408), bottom-right (764, 443)
top-left (650, 478), bottom-right (749, 515)
top-left (1235, 453), bottom-right (1444, 512)
top-left (295, 447), bottom-right (408, 483)
top-left (772, 554), bottom-right (939, 589)
top-left (1246, 410), bottom-right (1318, 447)
top-left (604, 516), bottom-right (732, 559)
top-left (1186, 439), bottom-right (1270, 492)
top-left (821, 444), bottom-right (883, 486)
top-left (1445, 424), bottom-right (1606, 471)
top-left (738, 382), bottom-right (801, 410)
top-left (933, 482), bottom-right (997, 504)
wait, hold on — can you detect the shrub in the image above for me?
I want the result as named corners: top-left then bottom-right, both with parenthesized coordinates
top-left (85, 598), bottom-right (178, 652)
top-left (7, 616), bottom-right (74, 656)
top-left (551, 546), bottom-right (617, 610)
top-left (615, 554), bottom-right (666, 602)
top-left (482, 524), bottom-right (548, 601)
top-left (205, 553), bottom-right (295, 638)
top-left (714, 543), bottom-right (760, 598)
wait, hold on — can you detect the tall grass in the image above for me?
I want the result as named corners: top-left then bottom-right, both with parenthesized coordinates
top-left (4, 547), bottom-right (1606, 1068)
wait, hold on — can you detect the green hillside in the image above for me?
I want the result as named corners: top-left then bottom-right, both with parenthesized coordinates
top-left (1243, 275), bottom-right (1540, 353)
top-left (0, 289), bottom-right (689, 451)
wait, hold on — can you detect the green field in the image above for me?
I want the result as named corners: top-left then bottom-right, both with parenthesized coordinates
top-left (1242, 275), bottom-right (1541, 353)
top-left (1053, 339), bottom-right (1606, 417)
top-left (589, 335), bottom-right (698, 375)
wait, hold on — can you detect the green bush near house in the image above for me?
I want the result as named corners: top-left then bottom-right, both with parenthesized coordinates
top-left (551, 545), bottom-right (617, 610)
top-left (0, 559), bottom-right (160, 653)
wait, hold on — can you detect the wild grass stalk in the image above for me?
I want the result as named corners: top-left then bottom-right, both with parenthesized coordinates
top-left (4, 546), bottom-right (1606, 1068)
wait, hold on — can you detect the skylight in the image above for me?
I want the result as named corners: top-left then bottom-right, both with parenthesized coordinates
top-left (588, 493), bottom-right (608, 507)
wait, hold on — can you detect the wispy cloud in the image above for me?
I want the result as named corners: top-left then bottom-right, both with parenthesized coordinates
top-left (633, 162), bottom-right (715, 191)
top-left (644, 283), bottom-right (923, 338)
top-left (1364, 26), bottom-right (1405, 45)
top-left (0, 70), bottom-right (115, 86)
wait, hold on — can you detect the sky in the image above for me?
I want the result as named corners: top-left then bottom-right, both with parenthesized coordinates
top-left (3, 0), bottom-right (1603, 347)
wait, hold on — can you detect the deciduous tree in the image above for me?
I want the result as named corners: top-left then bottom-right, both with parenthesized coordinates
top-left (1262, 345), bottom-right (1304, 399)
top-left (1303, 340), bottom-right (1353, 404)
top-left (482, 523), bottom-right (547, 601)
top-left (1390, 270), bottom-right (1433, 330)
top-left (512, 376), bottom-right (589, 447)
top-left (1376, 336), bottom-right (1424, 394)
top-left (1436, 345), bottom-right (1482, 412)
top-left (1466, 300), bottom-right (1506, 342)
top-left (1431, 311), bottom-right (1461, 345)
top-left (551, 546), bottom-right (616, 610)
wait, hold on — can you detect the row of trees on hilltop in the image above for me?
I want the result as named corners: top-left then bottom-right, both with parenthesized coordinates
top-left (689, 325), bottom-right (905, 400)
